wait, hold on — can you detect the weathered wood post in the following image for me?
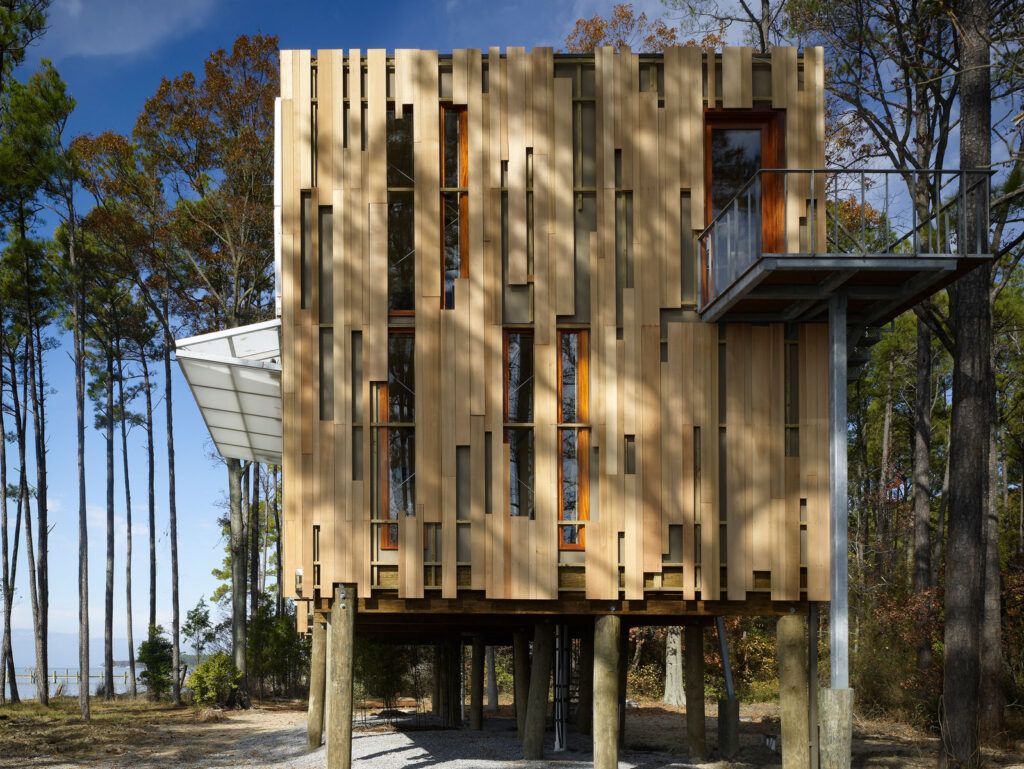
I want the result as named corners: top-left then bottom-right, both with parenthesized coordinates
top-left (684, 624), bottom-right (707, 761)
top-left (431, 642), bottom-right (441, 715)
top-left (326, 584), bottom-right (355, 769)
top-left (513, 629), bottom-right (530, 737)
top-left (593, 614), bottom-right (621, 769)
top-left (307, 616), bottom-right (327, 750)
top-left (576, 624), bottom-right (594, 734)
top-left (470, 635), bottom-right (484, 730)
top-left (485, 646), bottom-right (498, 711)
top-left (618, 625), bottom-right (628, 743)
top-left (778, 613), bottom-right (810, 769)
top-left (437, 637), bottom-right (462, 728)
top-left (522, 623), bottom-right (554, 760)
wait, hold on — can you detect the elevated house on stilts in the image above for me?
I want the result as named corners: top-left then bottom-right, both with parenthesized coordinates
top-left (176, 45), bottom-right (990, 769)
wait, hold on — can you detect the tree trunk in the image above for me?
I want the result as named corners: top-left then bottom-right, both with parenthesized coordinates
top-left (250, 463), bottom-right (261, 617)
top-left (273, 467), bottom-right (284, 615)
top-left (12, 340), bottom-right (46, 706)
top-left (227, 457), bottom-right (250, 701)
top-left (979, 398), bottom-right (1003, 742)
top-left (932, 428), bottom-right (952, 588)
top-left (662, 626), bottom-right (685, 707)
top-left (141, 351), bottom-right (157, 632)
top-left (0, 335), bottom-right (17, 705)
top-left (71, 228), bottom-right (90, 720)
top-left (943, 0), bottom-right (991, 760)
top-left (875, 360), bottom-right (895, 578)
top-left (104, 349), bottom-right (115, 700)
top-left (913, 319), bottom-right (933, 676)
top-left (162, 298), bottom-right (182, 705)
top-left (29, 323), bottom-right (48, 707)
top-left (115, 349), bottom-right (138, 698)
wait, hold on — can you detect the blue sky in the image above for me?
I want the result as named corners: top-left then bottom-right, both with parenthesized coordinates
top-left (10, 0), bottom-right (671, 665)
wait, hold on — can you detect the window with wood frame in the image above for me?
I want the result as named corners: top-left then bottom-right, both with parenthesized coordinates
top-left (387, 107), bottom-right (415, 314)
top-left (703, 110), bottom-right (783, 298)
top-left (503, 330), bottom-right (534, 519)
top-left (371, 331), bottom-right (415, 550)
top-left (441, 104), bottom-right (468, 309)
top-left (558, 329), bottom-right (589, 549)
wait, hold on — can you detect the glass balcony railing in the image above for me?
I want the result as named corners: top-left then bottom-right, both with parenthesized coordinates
top-left (697, 168), bottom-right (992, 311)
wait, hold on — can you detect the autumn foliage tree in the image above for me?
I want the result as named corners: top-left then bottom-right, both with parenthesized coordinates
top-left (564, 3), bottom-right (680, 52)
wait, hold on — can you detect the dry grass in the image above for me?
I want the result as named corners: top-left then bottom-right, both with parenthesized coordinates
top-left (0, 696), bottom-right (306, 767)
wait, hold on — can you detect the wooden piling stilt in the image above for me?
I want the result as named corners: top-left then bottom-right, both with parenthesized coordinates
top-left (470, 635), bottom-right (484, 730)
top-left (307, 617), bottom-right (327, 750)
top-left (685, 624), bottom-right (707, 761)
top-left (778, 613), bottom-right (811, 769)
top-left (485, 646), bottom-right (498, 711)
top-left (593, 614), bottom-right (621, 769)
top-left (325, 585), bottom-right (355, 769)
top-left (522, 623), bottom-right (554, 760)
top-left (513, 630), bottom-right (530, 737)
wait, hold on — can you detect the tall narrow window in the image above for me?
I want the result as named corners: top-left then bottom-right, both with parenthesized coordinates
top-left (504, 330), bottom-right (534, 518)
top-left (371, 332), bottom-right (415, 550)
top-left (441, 105), bottom-right (468, 308)
top-left (558, 330), bottom-right (590, 549)
top-left (388, 107), bottom-right (415, 313)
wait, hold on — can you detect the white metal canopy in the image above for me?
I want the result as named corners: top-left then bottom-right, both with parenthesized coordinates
top-left (175, 319), bottom-right (282, 464)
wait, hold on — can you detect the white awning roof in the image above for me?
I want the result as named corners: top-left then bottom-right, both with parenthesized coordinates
top-left (175, 319), bottom-right (283, 464)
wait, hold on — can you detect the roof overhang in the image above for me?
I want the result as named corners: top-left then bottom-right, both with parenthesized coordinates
top-left (175, 319), bottom-right (282, 465)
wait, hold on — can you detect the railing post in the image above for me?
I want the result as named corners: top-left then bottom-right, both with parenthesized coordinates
top-left (911, 173), bottom-right (919, 254)
top-left (810, 169), bottom-right (816, 255)
top-left (859, 171), bottom-right (866, 256)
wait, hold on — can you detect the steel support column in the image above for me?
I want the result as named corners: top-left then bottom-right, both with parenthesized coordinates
top-left (822, 294), bottom-right (854, 769)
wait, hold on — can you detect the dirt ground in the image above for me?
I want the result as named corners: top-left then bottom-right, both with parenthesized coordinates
top-left (1, 697), bottom-right (1022, 769)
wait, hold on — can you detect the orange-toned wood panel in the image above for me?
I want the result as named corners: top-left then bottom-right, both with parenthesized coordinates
top-left (277, 47), bottom-right (828, 617)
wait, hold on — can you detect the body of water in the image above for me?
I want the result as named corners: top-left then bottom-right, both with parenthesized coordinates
top-left (2, 666), bottom-right (145, 701)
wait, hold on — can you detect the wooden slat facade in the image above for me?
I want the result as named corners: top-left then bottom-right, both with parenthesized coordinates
top-left (279, 47), bottom-right (828, 615)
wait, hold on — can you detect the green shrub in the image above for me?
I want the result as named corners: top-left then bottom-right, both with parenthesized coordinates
top-left (138, 625), bottom-right (173, 701)
top-left (188, 653), bottom-right (242, 706)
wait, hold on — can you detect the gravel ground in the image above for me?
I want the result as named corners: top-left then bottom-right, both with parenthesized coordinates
top-left (11, 703), bottom-right (1024, 769)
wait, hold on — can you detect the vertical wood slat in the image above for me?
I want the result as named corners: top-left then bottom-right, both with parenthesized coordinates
top-left (641, 325), bottom-right (663, 574)
top-left (468, 49), bottom-right (487, 417)
top-left (452, 48), bottom-right (469, 106)
top-left (723, 46), bottom-right (753, 109)
top-left (805, 323), bottom-right (831, 600)
top-left (661, 47), bottom-right (682, 309)
top-left (553, 76), bottom-right (575, 316)
top-left (782, 46), bottom-right (806, 253)
top-left (750, 326), bottom-right (773, 575)
top-left (705, 51), bottom-right (717, 106)
top-left (279, 51), bottom-right (298, 597)
top-left (725, 325), bottom-right (746, 600)
top-left (684, 48), bottom-right (705, 231)
top-left (506, 46), bottom-right (528, 284)
top-left (470, 415), bottom-right (487, 590)
top-left (699, 323), bottom-right (719, 598)
top-left (293, 52), bottom-right (314, 595)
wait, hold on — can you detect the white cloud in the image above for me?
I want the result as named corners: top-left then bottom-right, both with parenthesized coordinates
top-left (39, 0), bottom-right (218, 60)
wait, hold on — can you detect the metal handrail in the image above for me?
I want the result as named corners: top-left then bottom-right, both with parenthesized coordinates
top-left (697, 168), bottom-right (993, 310)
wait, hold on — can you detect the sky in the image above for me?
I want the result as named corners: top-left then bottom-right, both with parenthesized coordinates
top-left (9, 0), bottom-right (674, 667)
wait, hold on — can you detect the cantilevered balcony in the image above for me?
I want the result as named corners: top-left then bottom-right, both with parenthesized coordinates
top-left (697, 169), bottom-right (991, 325)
